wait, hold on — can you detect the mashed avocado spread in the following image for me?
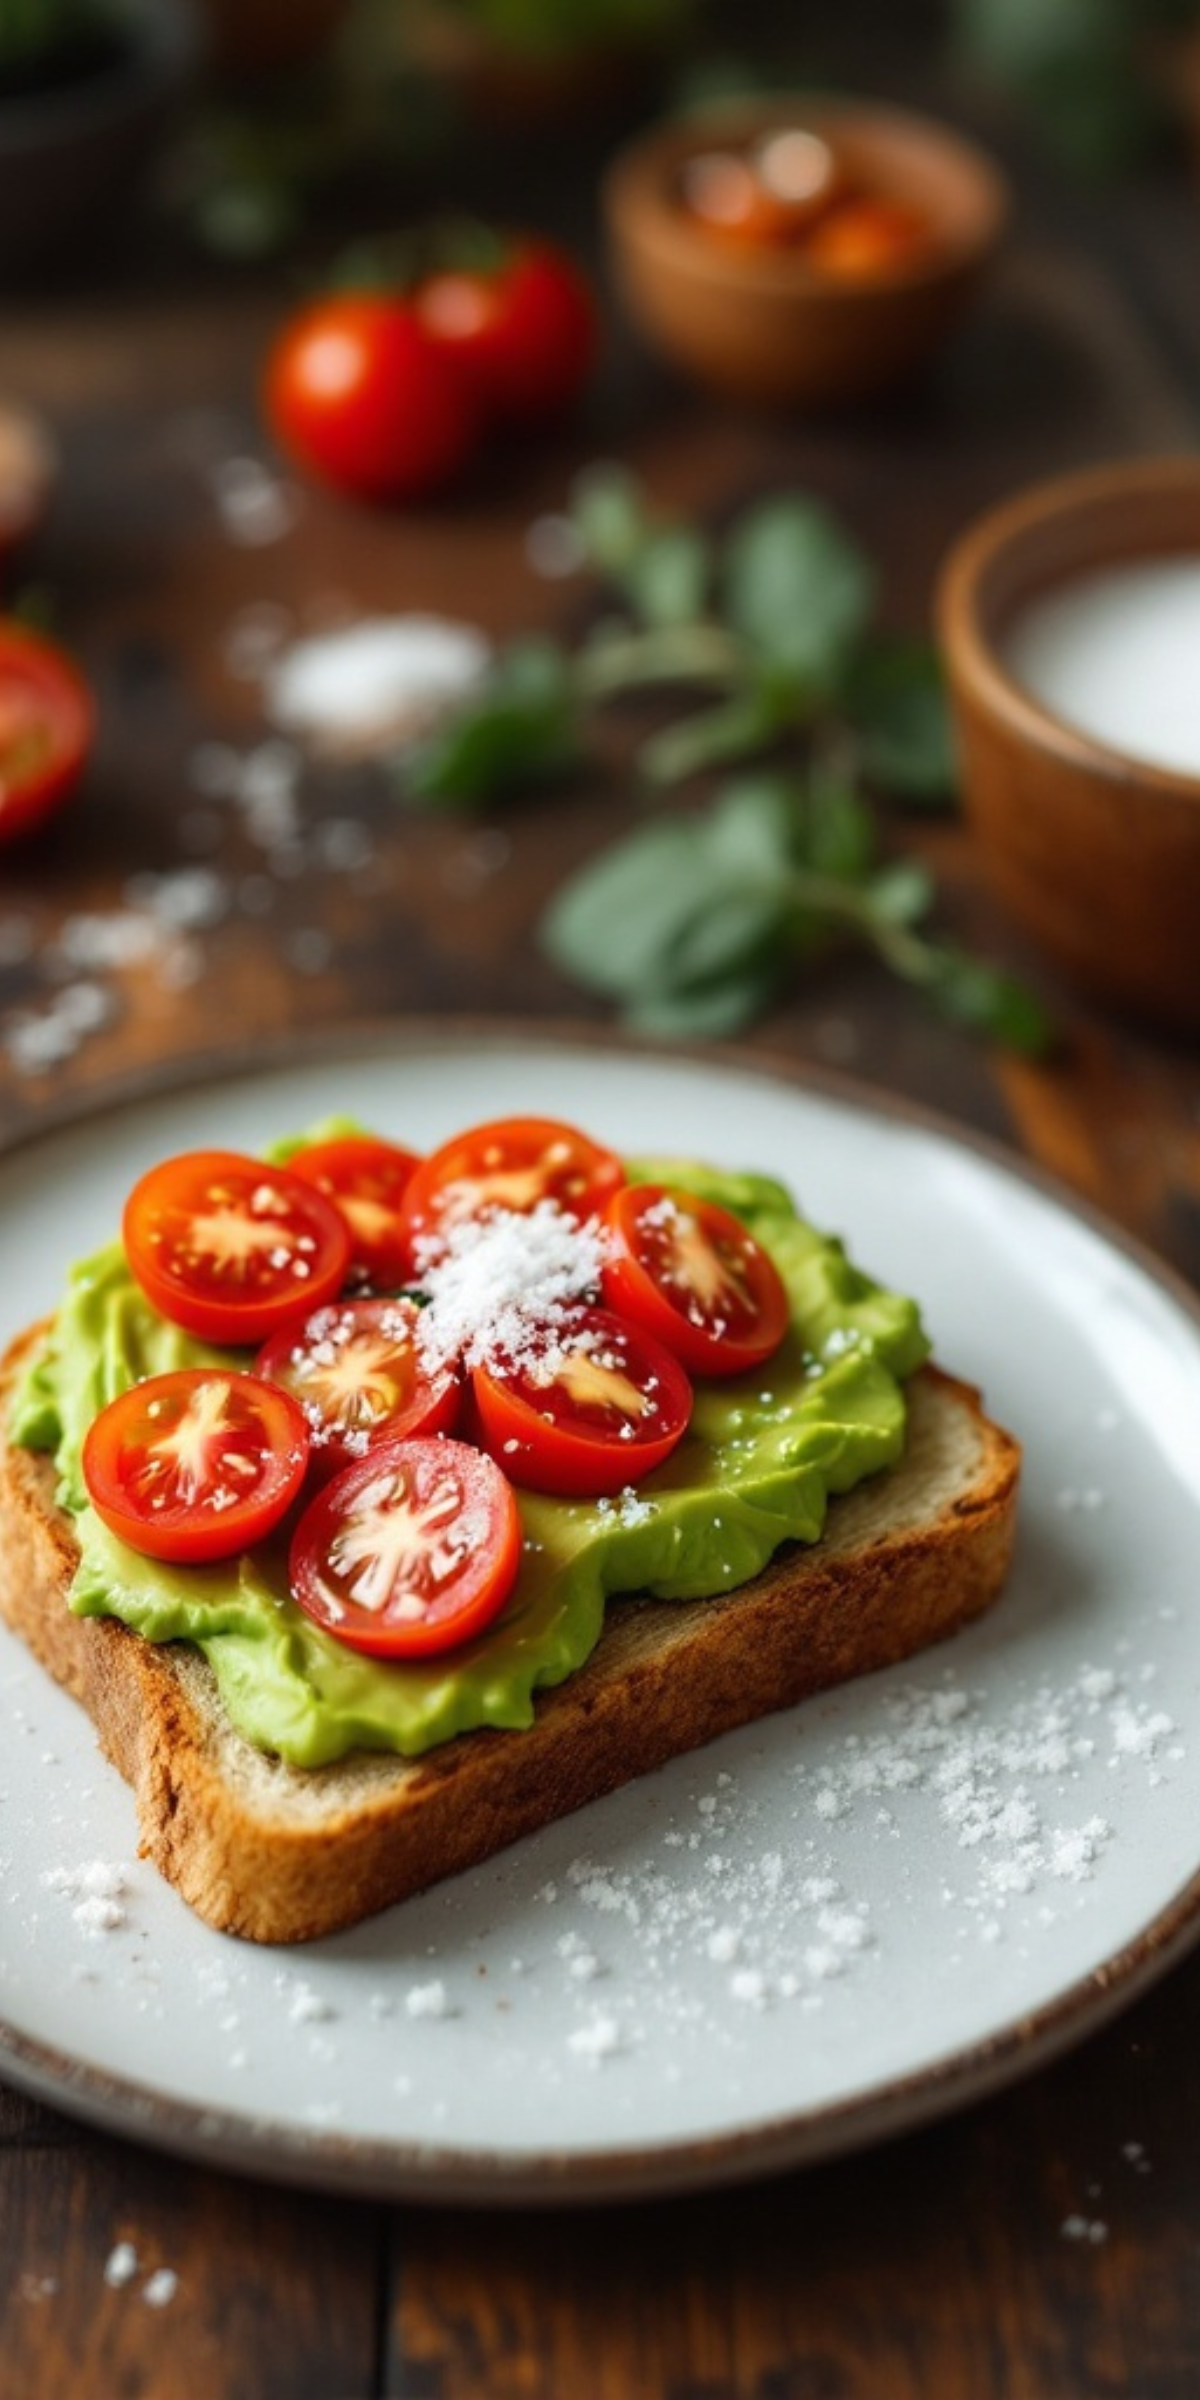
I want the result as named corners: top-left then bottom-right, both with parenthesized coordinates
top-left (11, 1151), bottom-right (928, 1768)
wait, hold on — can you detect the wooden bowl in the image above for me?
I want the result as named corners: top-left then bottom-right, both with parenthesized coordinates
top-left (601, 96), bottom-right (1008, 408)
top-left (937, 457), bottom-right (1200, 1039)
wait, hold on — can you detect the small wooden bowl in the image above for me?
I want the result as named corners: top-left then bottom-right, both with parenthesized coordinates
top-left (937, 456), bottom-right (1200, 1039)
top-left (601, 96), bottom-right (1008, 408)
top-left (0, 400), bottom-right (56, 572)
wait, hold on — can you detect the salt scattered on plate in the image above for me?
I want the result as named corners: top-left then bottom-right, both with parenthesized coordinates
top-left (41, 1860), bottom-right (129, 1937)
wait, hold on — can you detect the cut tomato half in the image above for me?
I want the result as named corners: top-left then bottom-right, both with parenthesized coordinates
top-left (255, 1295), bottom-right (460, 1477)
top-left (287, 1135), bottom-right (422, 1290)
top-left (0, 620), bottom-right (93, 846)
top-left (471, 1304), bottom-right (692, 1496)
top-left (397, 1114), bottom-right (625, 1270)
top-left (602, 1184), bottom-right (790, 1377)
top-left (82, 1368), bottom-right (310, 1564)
top-left (288, 1435), bottom-right (522, 1658)
top-left (123, 1149), bottom-right (352, 1345)
top-left (398, 1118), bottom-right (624, 1276)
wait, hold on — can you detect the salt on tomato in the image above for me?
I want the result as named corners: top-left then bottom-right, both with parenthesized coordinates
top-left (0, 620), bottom-right (93, 847)
top-left (415, 237), bottom-right (596, 427)
top-left (82, 1368), bottom-right (310, 1564)
top-left (263, 292), bottom-right (479, 503)
top-left (286, 1135), bottom-right (422, 1290)
top-left (255, 1295), bottom-right (460, 1478)
top-left (602, 1184), bottom-right (789, 1379)
top-left (471, 1304), bottom-right (692, 1497)
top-left (289, 1435), bottom-right (522, 1658)
top-left (123, 1149), bottom-right (352, 1346)
top-left (398, 1115), bottom-right (625, 1270)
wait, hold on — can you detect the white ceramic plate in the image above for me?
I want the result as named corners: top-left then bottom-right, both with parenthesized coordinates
top-left (3, 1026), bottom-right (1200, 2206)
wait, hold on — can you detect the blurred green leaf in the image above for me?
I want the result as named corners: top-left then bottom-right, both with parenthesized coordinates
top-left (568, 463), bottom-right (652, 579)
top-left (721, 498), bottom-right (876, 689)
top-left (846, 639), bottom-right (957, 804)
top-left (622, 526), bottom-right (713, 630)
top-left (406, 637), bottom-right (579, 808)
top-left (921, 948), bottom-right (1056, 1053)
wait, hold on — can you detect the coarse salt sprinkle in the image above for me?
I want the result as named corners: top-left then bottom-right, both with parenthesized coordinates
top-left (413, 1200), bottom-right (610, 1375)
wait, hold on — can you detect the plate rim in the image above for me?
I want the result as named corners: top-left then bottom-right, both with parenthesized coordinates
top-left (4, 1011), bottom-right (1200, 2207)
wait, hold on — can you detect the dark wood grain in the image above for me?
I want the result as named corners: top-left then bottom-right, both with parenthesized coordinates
top-left (0, 2123), bottom-right (383, 2400)
top-left (385, 1962), bottom-right (1200, 2400)
top-left (3, 15), bottom-right (1200, 2395)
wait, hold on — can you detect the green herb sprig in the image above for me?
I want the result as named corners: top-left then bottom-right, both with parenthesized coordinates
top-left (403, 467), bottom-right (1050, 1053)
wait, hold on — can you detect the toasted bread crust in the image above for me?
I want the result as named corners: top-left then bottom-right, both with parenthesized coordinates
top-left (0, 1324), bottom-right (1020, 1943)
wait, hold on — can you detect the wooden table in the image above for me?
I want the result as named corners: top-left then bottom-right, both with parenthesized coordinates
top-left (3, 34), bottom-right (1200, 2396)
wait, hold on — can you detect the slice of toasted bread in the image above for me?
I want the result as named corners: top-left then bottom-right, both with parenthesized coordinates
top-left (0, 1325), bottom-right (1020, 1944)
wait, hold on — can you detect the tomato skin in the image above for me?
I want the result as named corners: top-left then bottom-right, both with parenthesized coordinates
top-left (602, 1184), bottom-right (790, 1379)
top-left (471, 1304), bottom-right (692, 1496)
top-left (82, 1368), bottom-right (310, 1564)
top-left (289, 1435), bottom-right (522, 1658)
top-left (286, 1136), bottom-right (422, 1290)
top-left (0, 621), bottom-right (93, 847)
top-left (123, 1149), bottom-right (352, 1346)
top-left (255, 1295), bottom-right (461, 1479)
top-left (263, 293), bottom-right (479, 502)
top-left (398, 1115), bottom-right (625, 1271)
top-left (416, 240), bottom-right (596, 426)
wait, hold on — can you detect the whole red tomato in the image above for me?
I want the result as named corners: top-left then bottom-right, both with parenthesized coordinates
top-left (263, 292), bottom-right (479, 503)
top-left (415, 239), bottom-right (597, 427)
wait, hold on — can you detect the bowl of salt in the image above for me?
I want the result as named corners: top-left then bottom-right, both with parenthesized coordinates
top-left (937, 456), bottom-right (1200, 1039)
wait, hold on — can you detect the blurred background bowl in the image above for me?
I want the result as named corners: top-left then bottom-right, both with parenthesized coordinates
top-left (937, 455), bottom-right (1200, 1040)
top-left (601, 94), bottom-right (1009, 409)
top-left (0, 0), bottom-right (201, 286)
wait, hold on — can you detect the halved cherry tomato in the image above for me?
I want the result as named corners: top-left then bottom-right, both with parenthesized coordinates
top-left (286, 1135), bottom-right (422, 1290)
top-left (415, 237), bottom-right (597, 427)
top-left (602, 1184), bottom-right (789, 1379)
top-left (255, 1295), bottom-right (460, 1478)
top-left (398, 1115), bottom-right (625, 1270)
top-left (123, 1149), bottom-right (352, 1346)
top-left (0, 620), bottom-right (93, 847)
top-left (82, 1368), bottom-right (310, 1564)
top-left (263, 292), bottom-right (479, 503)
top-left (289, 1435), bottom-right (522, 1658)
top-left (471, 1304), bottom-right (692, 1497)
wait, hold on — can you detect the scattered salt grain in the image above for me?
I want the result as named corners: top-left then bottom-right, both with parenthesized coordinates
top-left (730, 1968), bottom-right (768, 2008)
top-left (209, 454), bottom-right (300, 546)
top-left (1061, 2215), bottom-right (1108, 2244)
top-left (406, 1979), bottom-right (452, 2020)
top-left (567, 2014), bottom-right (622, 2063)
top-left (1110, 1705), bottom-right (1174, 1760)
top-left (43, 1860), bottom-right (129, 1935)
top-left (415, 1202), bottom-right (610, 1375)
top-left (707, 1926), bottom-right (742, 1963)
top-left (104, 2243), bottom-right (139, 2289)
top-left (282, 1980), bottom-right (336, 2027)
top-left (20, 2275), bottom-right (59, 2304)
top-left (266, 615), bottom-right (490, 759)
top-left (143, 2269), bottom-right (179, 2309)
